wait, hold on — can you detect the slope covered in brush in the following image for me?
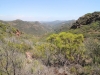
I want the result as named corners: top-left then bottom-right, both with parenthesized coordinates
top-left (7, 19), bottom-right (52, 36)
top-left (71, 12), bottom-right (100, 29)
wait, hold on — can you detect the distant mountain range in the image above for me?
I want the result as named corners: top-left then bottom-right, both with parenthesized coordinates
top-left (43, 20), bottom-right (75, 33)
top-left (0, 19), bottom-right (52, 36)
top-left (0, 19), bottom-right (75, 36)
top-left (1, 12), bottom-right (100, 36)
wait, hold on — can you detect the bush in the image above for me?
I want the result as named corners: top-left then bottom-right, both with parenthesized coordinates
top-left (36, 32), bottom-right (86, 66)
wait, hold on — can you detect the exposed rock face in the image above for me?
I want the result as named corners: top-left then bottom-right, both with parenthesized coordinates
top-left (71, 12), bottom-right (100, 29)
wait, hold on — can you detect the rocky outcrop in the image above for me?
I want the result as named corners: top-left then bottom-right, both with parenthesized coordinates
top-left (71, 12), bottom-right (100, 29)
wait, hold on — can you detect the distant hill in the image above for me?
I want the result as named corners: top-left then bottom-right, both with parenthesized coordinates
top-left (43, 20), bottom-right (75, 33)
top-left (71, 12), bottom-right (100, 29)
top-left (0, 19), bottom-right (75, 36)
top-left (52, 20), bottom-right (75, 32)
top-left (5, 19), bottom-right (52, 36)
top-left (43, 20), bottom-right (67, 26)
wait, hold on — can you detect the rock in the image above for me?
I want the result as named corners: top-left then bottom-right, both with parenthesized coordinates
top-left (71, 12), bottom-right (100, 29)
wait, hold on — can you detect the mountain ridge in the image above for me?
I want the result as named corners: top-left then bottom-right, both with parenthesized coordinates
top-left (0, 19), bottom-right (52, 36)
top-left (71, 11), bottom-right (100, 29)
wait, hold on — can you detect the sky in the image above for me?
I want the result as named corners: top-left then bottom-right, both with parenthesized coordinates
top-left (0, 0), bottom-right (100, 21)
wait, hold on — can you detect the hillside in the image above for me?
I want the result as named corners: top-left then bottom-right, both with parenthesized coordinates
top-left (0, 22), bottom-right (44, 75)
top-left (69, 12), bottom-right (100, 39)
top-left (53, 20), bottom-right (75, 33)
top-left (7, 19), bottom-right (52, 36)
top-left (44, 20), bottom-right (75, 33)
top-left (0, 19), bottom-right (75, 36)
top-left (0, 21), bottom-right (37, 52)
top-left (71, 12), bottom-right (100, 29)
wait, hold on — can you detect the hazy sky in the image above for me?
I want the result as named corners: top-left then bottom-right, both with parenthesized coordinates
top-left (0, 0), bottom-right (99, 21)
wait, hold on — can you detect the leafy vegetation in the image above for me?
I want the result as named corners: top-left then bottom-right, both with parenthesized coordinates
top-left (34, 32), bottom-right (87, 74)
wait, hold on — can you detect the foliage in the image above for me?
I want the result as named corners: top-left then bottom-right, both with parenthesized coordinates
top-left (85, 38), bottom-right (100, 64)
top-left (69, 21), bottom-right (100, 39)
top-left (36, 32), bottom-right (86, 66)
top-left (0, 23), bottom-right (39, 75)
